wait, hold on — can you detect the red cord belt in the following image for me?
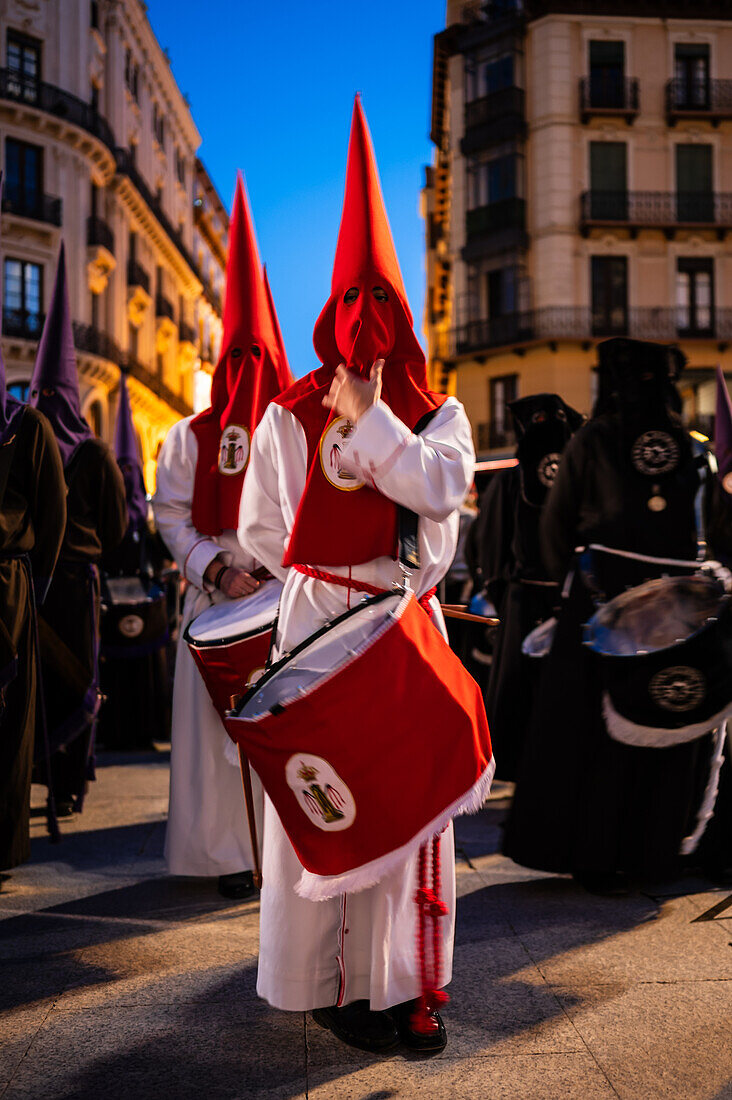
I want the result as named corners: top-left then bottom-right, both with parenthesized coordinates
top-left (292, 563), bottom-right (437, 618)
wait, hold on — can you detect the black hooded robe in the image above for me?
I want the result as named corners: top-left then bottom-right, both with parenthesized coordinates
top-left (503, 412), bottom-right (732, 878)
top-left (38, 438), bottom-right (127, 808)
top-left (0, 407), bottom-right (66, 868)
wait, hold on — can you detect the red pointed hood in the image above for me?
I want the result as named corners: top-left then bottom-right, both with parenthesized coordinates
top-left (263, 264), bottom-right (294, 392)
top-left (191, 174), bottom-right (290, 535)
top-left (312, 96), bottom-right (427, 388)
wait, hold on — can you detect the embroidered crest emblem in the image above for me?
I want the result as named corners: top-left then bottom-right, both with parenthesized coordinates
top-left (537, 452), bottom-right (561, 488)
top-left (631, 432), bottom-right (679, 476)
top-left (649, 666), bottom-right (706, 712)
top-left (118, 614), bottom-right (144, 639)
top-left (285, 754), bottom-right (356, 831)
top-left (319, 416), bottom-right (365, 491)
top-left (218, 425), bottom-right (250, 476)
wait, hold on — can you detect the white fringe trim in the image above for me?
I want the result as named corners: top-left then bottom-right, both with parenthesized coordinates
top-left (295, 755), bottom-right (496, 901)
top-left (602, 693), bottom-right (732, 747)
top-left (680, 722), bottom-right (727, 856)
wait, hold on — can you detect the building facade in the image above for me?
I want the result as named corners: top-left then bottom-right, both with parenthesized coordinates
top-left (425, 0), bottom-right (732, 456)
top-left (0, 0), bottom-right (227, 490)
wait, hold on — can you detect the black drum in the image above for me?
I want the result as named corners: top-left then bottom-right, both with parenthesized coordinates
top-left (97, 577), bottom-right (171, 749)
top-left (584, 570), bottom-right (732, 746)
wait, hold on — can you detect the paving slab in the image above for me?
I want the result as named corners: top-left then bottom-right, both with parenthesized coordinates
top-left (554, 980), bottom-right (732, 1100)
top-left (2, 1002), bottom-right (307, 1100)
top-left (306, 1053), bottom-right (619, 1099)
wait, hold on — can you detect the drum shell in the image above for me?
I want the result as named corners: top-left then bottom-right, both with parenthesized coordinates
top-left (224, 593), bottom-right (493, 885)
top-left (592, 598), bottom-right (732, 743)
top-left (187, 627), bottom-right (272, 720)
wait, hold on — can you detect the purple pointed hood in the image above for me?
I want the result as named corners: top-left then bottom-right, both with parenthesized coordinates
top-left (0, 172), bottom-right (24, 444)
top-left (114, 373), bottom-right (148, 531)
top-left (715, 365), bottom-right (732, 494)
top-left (29, 241), bottom-right (93, 467)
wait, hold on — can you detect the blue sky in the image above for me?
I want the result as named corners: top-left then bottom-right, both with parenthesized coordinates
top-left (146, 0), bottom-right (445, 376)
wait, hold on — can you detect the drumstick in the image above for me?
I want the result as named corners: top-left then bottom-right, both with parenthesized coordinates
top-left (441, 604), bottom-right (499, 626)
top-left (237, 746), bottom-right (263, 890)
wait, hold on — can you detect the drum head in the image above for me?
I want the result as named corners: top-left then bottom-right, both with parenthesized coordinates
top-left (585, 574), bottom-right (725, 656)
top-left (238, 590), bottom-right (405, 720)
top-left (522, 616), bottom-right (557, 658)
top-left (188, 578), bottom-right (282, 645)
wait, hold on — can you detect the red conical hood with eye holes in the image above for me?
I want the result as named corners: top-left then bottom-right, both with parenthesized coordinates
top-left (276, 96), bottom-right (447, 569)
top-left (191, 173), bottom-right (293, 536)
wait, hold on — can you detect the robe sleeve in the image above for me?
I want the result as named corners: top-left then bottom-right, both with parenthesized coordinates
top-left (27, 410), bottom-right (67, 602)
top-left (153, 419), bottom-right (220, 590)
top-left (540, 431), bottom-right (587, 583)
top-left (475, 466), bottom-right (518, 608)
top-left (339, 398), bottom-right (474, 521)
top-left (238, 404), bottom-right (306, 582)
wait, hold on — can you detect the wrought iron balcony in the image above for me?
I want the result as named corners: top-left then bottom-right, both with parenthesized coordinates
top-left (453, 306), bottom-right (732, 355)
top-left (86, 215), bottom-right (115, 254)
top-left (179, 321), bottom-right (197, 346)
top-left (466, 198), bottom-right (526, 239)
top-left (580, 190), bottom-right (732, 237)
top-left (155, 294), bottom-right (175, 322)
top-left (2, 307), bottom-right (44, 340)
top-left (127, 261), bottom-right (151, 294)
top-left (666, 78), bottom-right (732, 125)
top-left (0, 68), bottom-right (115, 151)
top-left (1, 185), bottom-right (62, 227)
top-left (462, 87), bottom-right (526, 153)
top-left (203, 281), bottom-right (223, 316)
top-left (579, 76), bottom-right (639, 124)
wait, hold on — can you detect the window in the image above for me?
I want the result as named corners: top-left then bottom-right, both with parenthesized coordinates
top-left (677, 258), bottom-right (714, 335)
top-left (485, 268), bottom-right (517, 318)
top-left (591, 255), bottom-right (628, 336)
top-left (589, 40), bottom-right (625, 109)
top-left (90, 82), bottom-right (99, 113)
top-left (8, 382), bottom-right (29, 403)
top-left (589, 142), bottom-right (627, 220)
top-left (153, 104), bottom-right (165, 148)
top-left (128, 323), bottom-right (139, 360)
top-left (674, 43), bottom-right (710, 109)
top-left (7, 30), bottom-right (41, 99)
top-left (124, 49), bottom-right (139, 101)
top-left (676, 144), bottom-right (714, 222)
top-left (489, 374), bottom-right (518, 450)
top-left (469, 153), bottom-right (520, 208)
top-left (4, 138), bottom-right (42, 217)
top-left (175, 149), bottom-right (186, 186)
top-left (483, 54), bottom-right (514, 96)
top-left (3, 258), bottom-right (43, 337)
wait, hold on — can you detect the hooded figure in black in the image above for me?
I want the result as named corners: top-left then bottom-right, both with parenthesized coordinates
top-left (476, 394), bottom-right (583, 781)
top-left (503, 338), bottom-right (732, 890)
top-left (31, 244), bottom-right (128, 816)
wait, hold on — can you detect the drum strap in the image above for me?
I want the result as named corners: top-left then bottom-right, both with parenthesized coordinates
top-left (292, 564), bottom-right (437, 617)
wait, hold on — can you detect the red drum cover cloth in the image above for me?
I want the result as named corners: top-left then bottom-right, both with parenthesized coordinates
top-left (189, 630), bottom-right (272, 720)
top-left (224, 593), bottom-right (493, 898)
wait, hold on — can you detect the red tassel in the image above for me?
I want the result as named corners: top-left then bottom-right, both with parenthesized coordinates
top-left (412, 833), bottom-right (450, 1034)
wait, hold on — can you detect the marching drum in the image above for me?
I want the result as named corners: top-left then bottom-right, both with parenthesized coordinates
top-left (584, 570), bottom-right (732, 746)
top-left (224, 587), bottom-right (494, 900)
top-left (185, 578), bottom-right (282, 720)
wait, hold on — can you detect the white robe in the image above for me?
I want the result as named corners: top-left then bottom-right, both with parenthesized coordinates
top-left (153, 416), bottom-right (260, 877)
top-left (238, 396), bottom-right (474, 1011)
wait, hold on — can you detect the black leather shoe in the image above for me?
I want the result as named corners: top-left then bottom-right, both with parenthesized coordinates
top-left (217, 871), bottom-right (256, 899)
top-left (388, 999), bottom-right (447, 1054)
top-left (311, 1000), bottom-right (400, 1053)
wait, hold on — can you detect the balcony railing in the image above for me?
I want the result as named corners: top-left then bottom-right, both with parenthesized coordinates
top-left (0, 68), bottom-right (116, 152)
top-left (453, 306), bottom-right (732, 355)
top-left (666, 78), bottom-right (732, 124)
top-left (125, 354), bottom-right (192, 418)
top-left (127, 261), bottom-right (151, 295)
top-left (86, 215), bottom-right (115, 254)
top-left (114, 147), bottom-right (199, 280)
top-left (1, 186), bottom-right (62, 227)
top-left (2, 307), bottom-right (45, 340)
top-left (579, 76), bottom-right (639, 123)
top-left (203, 281), bottom-right (223, 316)
top-left (580, 190), bottom-right (732, 236)
top-left (466, 198), bottom-right (526, 239)
top-left (462, 87), bottom-right (525, 152)
top-left (155, 294), bottom-right (175, 322)
top-left (179, 321), bottom-right (197, 346)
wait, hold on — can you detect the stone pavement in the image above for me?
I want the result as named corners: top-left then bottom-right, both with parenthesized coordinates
top-left (1, 751), bottom-right (731, 1100)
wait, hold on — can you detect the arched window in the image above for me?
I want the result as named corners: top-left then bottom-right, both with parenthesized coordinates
top-left (87, 399), bottom-right (103, 437)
